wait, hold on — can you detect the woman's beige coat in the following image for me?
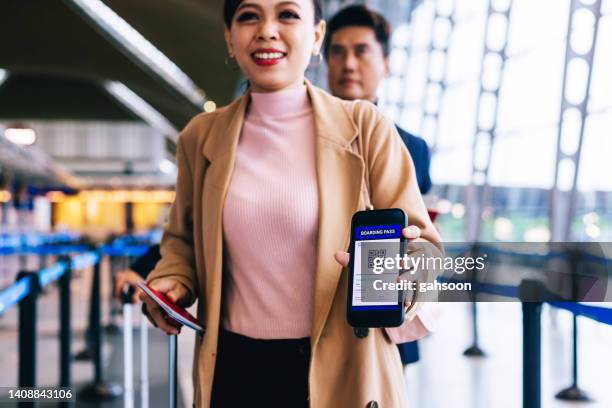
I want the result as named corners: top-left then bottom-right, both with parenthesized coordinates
top-left (147, 80), bottom-right (441, 408)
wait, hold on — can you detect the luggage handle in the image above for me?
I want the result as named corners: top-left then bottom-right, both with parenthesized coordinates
top-left (123, 286), bottom-right (178, 408)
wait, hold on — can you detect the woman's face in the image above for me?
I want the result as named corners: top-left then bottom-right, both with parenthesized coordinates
top-left (224, 0), bottom-right (326, 93)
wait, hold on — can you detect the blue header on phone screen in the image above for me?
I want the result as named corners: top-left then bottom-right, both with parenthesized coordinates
top-left (355, 224), bottom-right (401, 241)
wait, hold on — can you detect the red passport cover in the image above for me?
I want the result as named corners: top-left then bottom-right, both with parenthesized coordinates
top-left (137, 281), bottom-right (204, 332)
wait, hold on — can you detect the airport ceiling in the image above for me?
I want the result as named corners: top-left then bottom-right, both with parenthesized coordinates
top-left (0, 0), bottom-right (239, 130)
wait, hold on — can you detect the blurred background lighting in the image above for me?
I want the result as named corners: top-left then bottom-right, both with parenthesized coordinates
top-left (203, 100), bottom-right (217, 113)
top-left (585, 223), bottom-right (601, 238)
top-left (582, 212), bottom-right (599, 225)
top-left (4, 128), bottom-right (36, 145)
top-left (451, 203), bottom-right (466, 218)
top-left (0, 190), bottom-right (12, 203)
top-left (436, 198), bottom-right (452, 214)
top-left (523, 226), bottom-right (551, 242)
top-left (158, 159), bottom-right (177, 175)
top-left (46, 191), bottom-right (66, 203)
top-left (493, 217), bottom-right (514, 240)
top-left (0, 68), bottom-right (8, 86)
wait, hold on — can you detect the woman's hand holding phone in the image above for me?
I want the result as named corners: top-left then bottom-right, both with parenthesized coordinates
top-left (139, 278), bottom-right (191, 335)
top-left (334, 225), bottom-right (422, 265)
top-left (335, 224), bottom-right (422, 316)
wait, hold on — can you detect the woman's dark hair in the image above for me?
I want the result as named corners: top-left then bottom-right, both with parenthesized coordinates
top-left (223, 0), bottom-right (323, 27)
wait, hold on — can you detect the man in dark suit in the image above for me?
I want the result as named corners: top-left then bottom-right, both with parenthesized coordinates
top-left (324, 5), bottom-right (431, 195)
top-left (324, 5), bottom-right (432, 365)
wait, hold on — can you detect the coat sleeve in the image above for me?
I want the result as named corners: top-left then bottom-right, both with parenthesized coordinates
top-left (416, 137), bottom-right (432, 195)
top-left (361, 108), bottom-right (443, 342)
top-left (145, 128), bottom-right (198, 306)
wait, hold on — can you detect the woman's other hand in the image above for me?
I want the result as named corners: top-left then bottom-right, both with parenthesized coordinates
top-left (139, 278), bottom-right (191, 335)
top-left (333, 226), bottom-right (422, 267)
top-left (114, 269), bottom-right (143, 303)
top-left (334, 226), bottom-right (423, 312)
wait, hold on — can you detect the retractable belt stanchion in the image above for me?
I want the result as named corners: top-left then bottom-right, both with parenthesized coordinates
top-left (38, 249), bottom-right (46, 271)
top-left (58, 255), bottom-right (72, 388)
top-left (75, 269), bottom-right (96, 361)
top-left (18, 253), bottom-right (28, 273)
top-left (141, 313), bottom-right (149, 408)
top-left (107, 253), bottom-right (121, 335)
top-left (11, 258), bottom-right (72, 407)
top-left (522, 301), bottom-right (542, 408)
top-left (463, 244), bottom-right (486, 357)
top-left (463, 301), bottom-right (486, 357)
top-left (519, 279), bottom-right (545, 408)
top-left (555, 248), bottom-right (591, 401)
top-left (16, 271), bottom-right (39, 392)
top-left (122, 287), bottom-right (135, 408)
top-left (553, 312), bottom-right (590, 401)
top-left (79, 256), bottom-right (122, 400)
top-left (168, 335), bottom-right (178, 408)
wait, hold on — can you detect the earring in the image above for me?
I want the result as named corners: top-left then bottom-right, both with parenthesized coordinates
top-left (224, 54), bottom-right (239, 70)
top-left (309, 52), bottom-right (323, 69)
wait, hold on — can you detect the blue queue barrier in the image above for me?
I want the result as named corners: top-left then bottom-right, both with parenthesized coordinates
top-left (0, 251), bottom-right (101, 393)
top-left (0, 277), bottom-right (30, 315)
top-left (100, 244), bottom-right (150, 258)
top-left (445, 274), bottom-right (612, 408)
top-left (438, 244), bottom-right (611, 408)
top-left (550, 301), bottom-right (611, 402)
top-left (549, 302), bottom-right (612, 325)
top-left (0, 232), bottom-right (82, 255)
top-left (542, 302), bottom-right (612, 406)
top-left (0, 246), bottom-right (129, 402)
top-left (1, 237), bottom-right (608, 406)
top-left (456, 243), bottom-right (574, 360)
top-left (0, 232), bottom-right (156, 402)
top-left (0, 259), bottom-right (67, 391)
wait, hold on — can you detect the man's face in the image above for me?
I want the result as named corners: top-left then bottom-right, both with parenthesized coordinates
top-left (326, 26), bottom-right (389, 102)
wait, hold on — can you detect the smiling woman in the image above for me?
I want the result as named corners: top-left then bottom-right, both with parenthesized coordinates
top-left (140, 0), bottom-right (442, 407)
top-left (222, 0), bottom-right (325, 92)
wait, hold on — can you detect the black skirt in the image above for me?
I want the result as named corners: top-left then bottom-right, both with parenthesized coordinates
top-left (210, 329), bottom-right (311, 408)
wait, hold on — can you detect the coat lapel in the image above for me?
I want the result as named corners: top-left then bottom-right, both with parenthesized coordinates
top-left (306, 81), bottom-right (364, 348)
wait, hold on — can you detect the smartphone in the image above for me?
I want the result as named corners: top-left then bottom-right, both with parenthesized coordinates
top-left (347, 209), bottom-right (407, 328)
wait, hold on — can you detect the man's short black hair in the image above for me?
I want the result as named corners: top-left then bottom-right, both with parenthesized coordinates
top-left (323, 5), bottom-right (392, 59)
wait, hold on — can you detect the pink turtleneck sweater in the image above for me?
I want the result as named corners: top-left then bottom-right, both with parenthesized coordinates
top-left (222, 85), bottom-right (318, 339)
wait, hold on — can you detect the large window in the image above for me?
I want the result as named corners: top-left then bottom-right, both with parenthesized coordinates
top-left (315, 0), bottom-right (611, 241)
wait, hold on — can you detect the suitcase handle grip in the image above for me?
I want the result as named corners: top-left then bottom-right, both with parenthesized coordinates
top-left (121, 285), bottom-right (136, 304)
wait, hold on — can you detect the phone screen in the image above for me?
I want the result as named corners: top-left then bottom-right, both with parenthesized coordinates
top-left (351, 224), bottom-right (402, 311)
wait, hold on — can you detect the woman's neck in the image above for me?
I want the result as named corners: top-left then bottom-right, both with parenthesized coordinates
top-left (248, 83), bottom-right (310, 118)
top-left (249, 77), bottom-right (306, 94)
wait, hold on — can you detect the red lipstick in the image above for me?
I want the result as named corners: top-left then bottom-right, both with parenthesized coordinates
top-left (251, 48), bottom-right (287, 66)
